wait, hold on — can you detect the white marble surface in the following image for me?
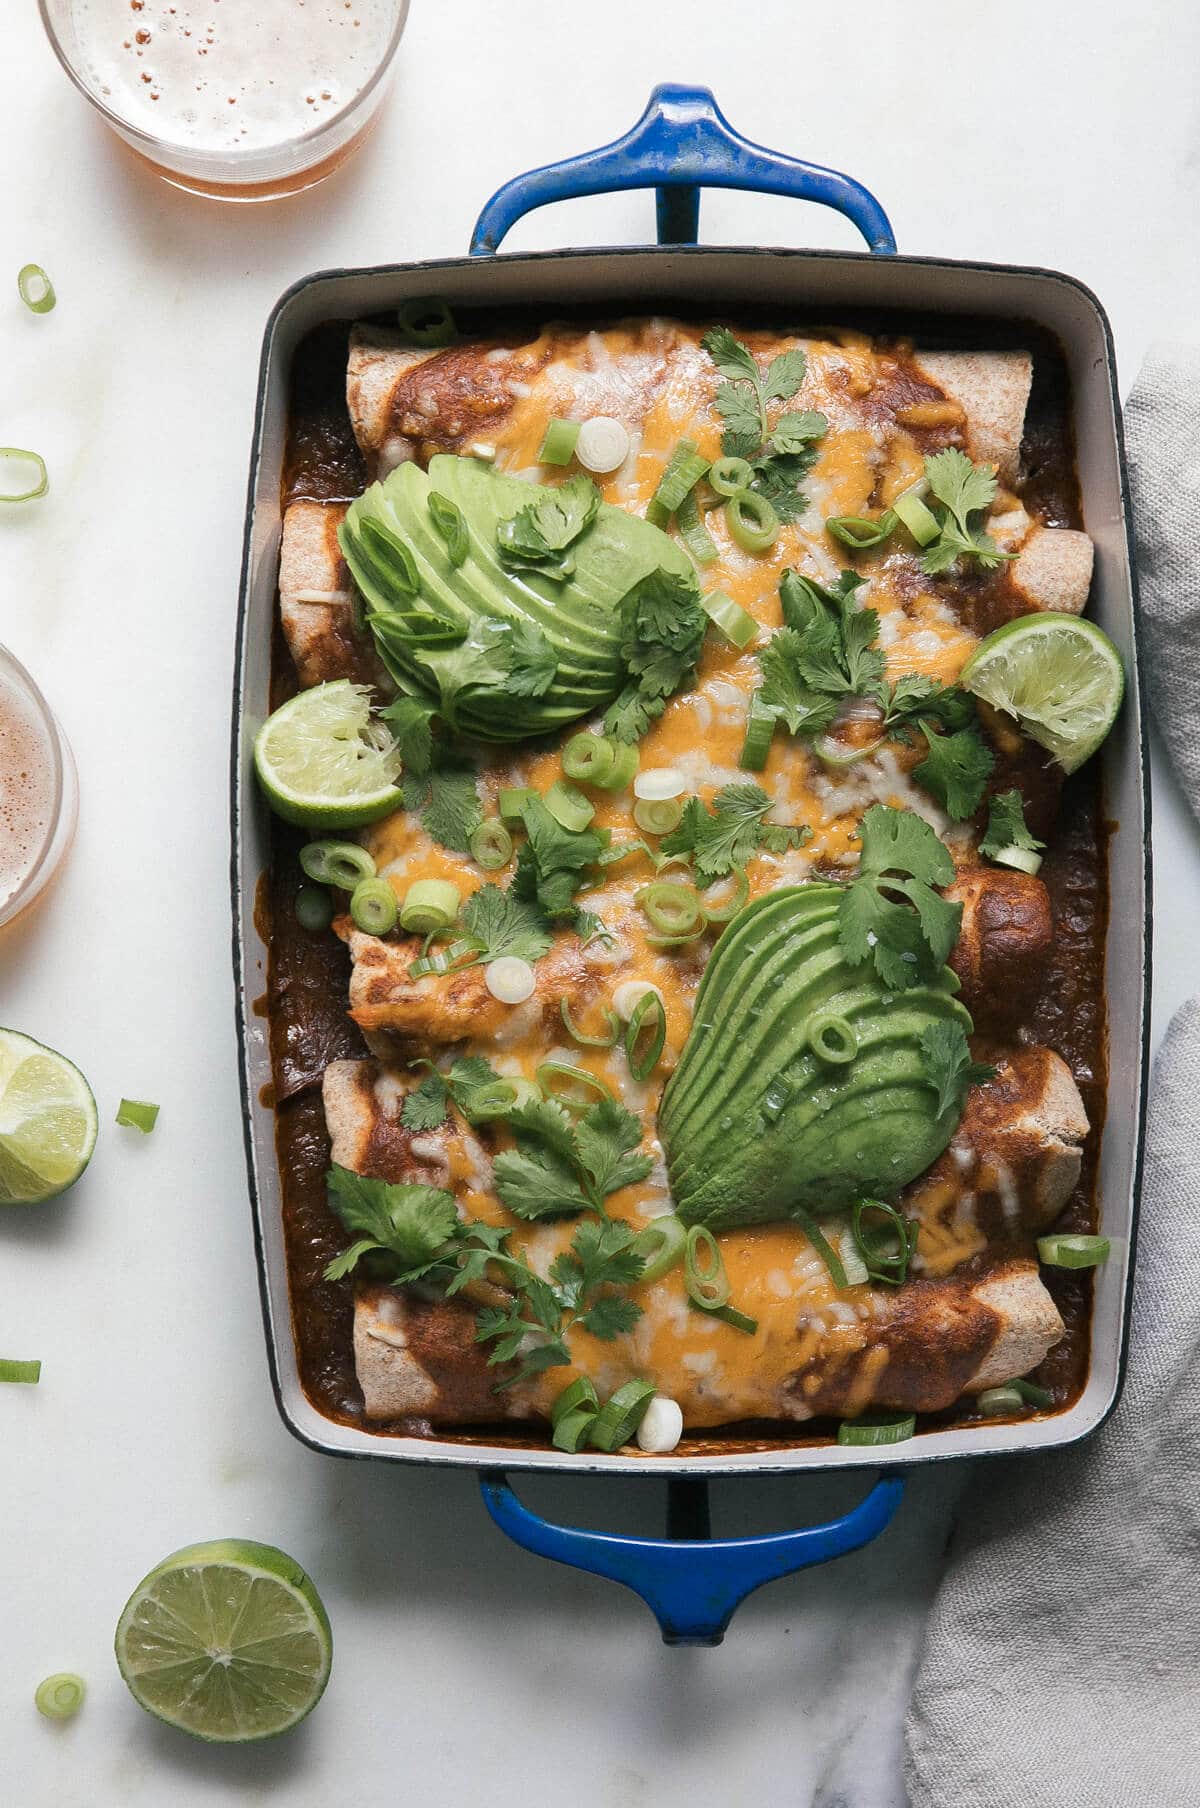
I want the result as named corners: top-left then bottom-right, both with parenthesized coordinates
top-left (1, 2), bottom-right (1197, 1803)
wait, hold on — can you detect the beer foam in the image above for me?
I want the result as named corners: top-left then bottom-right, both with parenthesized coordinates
top-left (0, 676), bottom-right (55, 909)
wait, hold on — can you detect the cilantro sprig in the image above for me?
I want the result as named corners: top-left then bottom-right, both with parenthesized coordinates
top-left (919, 1022), bottom-right (997, 1118)
top-left (400, 1054), bottom-right (517, 1133)
top-left (756, 569), bottom-right (886, 735)
top-left (603, 566), bottom-right (708, 744)
top-left (380, 694), bottom-right (483, 853)
top-left (912, 722), bottom-right (995, 821)
top-left (323, 1166), bottom-right (460, 1283)
top-left (660, 783), bottom-right (809, 880)
top-left (496, 473), bottom-right (600, 579)
top-left (979, 789), bottom-right (1045, 864)
top-left (700, 329), bottom-right (828, 524)
top-left (513, 796), bottom-right (608, 919)
top-left (492, 1093), bottom-right (652, 1222)
top-left (838, 805), bottom-right (962, 990)
top-left (920, 450), bottom-right (1015, 576)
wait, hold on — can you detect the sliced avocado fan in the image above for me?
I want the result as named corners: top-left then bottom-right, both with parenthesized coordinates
top-left (338, 455), bottom-right (692, 741)
top-left (658, 884), bottom-right (974, 1231)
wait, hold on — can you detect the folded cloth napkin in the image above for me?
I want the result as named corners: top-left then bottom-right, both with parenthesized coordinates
top-left (905, 345), bottom-right (1200, 1808)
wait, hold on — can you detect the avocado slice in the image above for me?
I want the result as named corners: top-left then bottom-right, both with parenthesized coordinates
top-left (659, 884), bottom-right (974, 1230)
top-left (338, 454), bottom-right (690, 741)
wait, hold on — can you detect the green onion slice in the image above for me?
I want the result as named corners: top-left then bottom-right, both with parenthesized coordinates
top-left (633, 796), bottom-right (684, 837)
top-left (428, 490), bottom-right (469, 567)
top-left (739, 691), bottom-right (777, 771)
top-left (1037, 1234), bottom-right (1111, 1269)
top-left (589, 1380), bottom-right (656, 1452)
top-left (294, 884), bottom-right (333, 932)
top-left (636, 881), bottom-right (704, 938)
top-left (646, 440), bottom-right (709, 526)
top-left (826, 511), bottom-right (896, 550)
top-left (701, 587), bottom-right (758, 648)
top-left (807, 1011), bottom-right (858, 1066)
top-left (536, 1061), bottom-right (613, 1110)
top-left (407, 936), bottom-right (483, 979)
top-left (677, 487), bottom-right (719, 566)
top-left (17, 264), bottom-right (56, 314)
top-left (701, 866), bottom-right (749, 923)
top-left (625, 989), bottom-right (667, 1082)
top-left (116, 1098), bottom-right (159, 1134)
top-left (396, 297), bottom-right (457, 347)
top-left (350, 876), bottom-right (399, 936)
top-left (630, 1215), bottom-right (688, 1284)
top-left (545, 780), bottom-right (595, 833)
top-left (469, 818), bottom-right (513, 871)
top-left (708, 455), bottom-right (755, 497)
top-left (690, 1299), bottom-right (758, 1335)
top-left (562, 731), bottom-right (614, 786)
top-left (851, 1198), bottom-right (918, 1287)
top-left (1011, 1376), bottom-right (1054, 1407)
top-left (761, 1076), bottom-right (792, 1125)
top-left (551, 1375), bottom-right (600, 1427)
top-left (0, 1359), bottom-right (40, 1383)
top-left (813, 733), bottom-right (885, 769)
top-left (498, 786), bottom-right (538, 824)
top-left (538, 418), bottom-right (581, 466)
top-left (684, 1225), bottom-right (731, 1310)
top-left (726, 490), bottom-right (779, 554)
top-left (299, 840), bottom-right (375, 890)
top-left (792, 1208), bottom-right (849, 1289)
top-left (892, 487), bottom-right (941, 547)
top-left (399, 879), bottom-right (461, 935)
top-left (837, 1413), bottom-right (916, 1447)
top-left (560, 996), bottom-right (620, 1048)
top-left (976, 1386), bottom-right (1029, 1417)
top-left (0, 448), bottom-right (48, 502)
top-left (990, 844), bottom-right (1043, 877)
top-left (35, 1673), bottom-right (85, 1720)
top-left (552, 1407), bottom-right (598, 1452)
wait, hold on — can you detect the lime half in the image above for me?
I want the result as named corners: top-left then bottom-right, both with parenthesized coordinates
top-left (115, 1539), bottom-right (332, 1743)
top-left (0, 1029), bottom-right (97, 1205)
top-left (254, 680), bottom-right (402, 828)
top-left (961, 613), bottom-right (1124, 775)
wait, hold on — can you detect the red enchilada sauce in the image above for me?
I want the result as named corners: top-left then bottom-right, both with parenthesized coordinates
top-left (264, 319), bottom-right (1109, 1443)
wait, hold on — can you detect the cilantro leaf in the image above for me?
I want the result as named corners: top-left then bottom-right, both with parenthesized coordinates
top-left (979, 789), bottom-right (1045, 863)
top-left (757, 631), bottom-right (842, 736)
top-left (496, 473), bottom-right (600, 578)
top-left (920, 449), bottom-right (1015, 576)
top-left (758, 568), bottom-right (886, 736)
top-left (763, 348), bottom-right (808, 402)
top-left (661, 784), bottom-right (808, 880)
top-left (505, 620), bottom-right (559, 698)
top-left (603, 566), bottom-right (707, 746)
top-left (913, 723), bottom-right (995, 820)
top-left (324, 1166), bottom-right (458, 1281)
top-left (770, 410), bottom-right (828, 454)
top-left (418, 767), bottom-right (483, 852)
top-left (750, 450), bottom-right (820, 523)
top-left (514, 795), bottom-right (608, 918)
top-left (380, 694), bottom-right (435, 781)
top-left (492, 1146), bottom-right (590, 1220)
top-left (413, 618), bottom-right (557, 726)
top-left (702, 326), bottom-right (761, 383)
top-left (400, 1072), bottom-right (450, 1133)
top-left (577, 1294), bottom-right (643, 1341)
top-left (881, 675), bottom-right (974, 741)
top-left (460, 883), bottom-right (553, 964)
top-left (919, 1021), bottom-right (997, 1118)
top-left (574, 1095), bottom-right (653, 1200)
top-left (714, 385), bottom-right (764, 459)
top-left (839, 805), bottom-right (962, 990)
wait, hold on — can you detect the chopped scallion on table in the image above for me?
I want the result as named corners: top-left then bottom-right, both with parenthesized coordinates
top-left (17, 264), bottom-right (56, 314)
top-left (0, 1359), bottom-right (41, 1384)
top-left (35, 1673), bottom-right (85, 1720)
top-left (0, 448), bottom-right (48, 502)
top-left (116, 1099), bottom-right (159, 1134)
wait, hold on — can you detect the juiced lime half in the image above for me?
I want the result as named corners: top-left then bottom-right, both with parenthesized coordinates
top-left (961, 612), bottom-right (1124, 775)
top-left (253, 680), bottom-right (402, 828)
top-left (0, 1029), bottom-right (97, 1205)
top-left (115, 1539), bottom-right (332, 1743)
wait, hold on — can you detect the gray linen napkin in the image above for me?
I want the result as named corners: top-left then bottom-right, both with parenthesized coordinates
top-left (905, 346), bottom-right (1200, 1808)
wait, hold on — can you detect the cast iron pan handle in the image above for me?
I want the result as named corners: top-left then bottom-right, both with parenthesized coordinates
top-left (480, 1470), bottom-right (905, 1646)
top-left (469, 82), bottom-right (896, 255)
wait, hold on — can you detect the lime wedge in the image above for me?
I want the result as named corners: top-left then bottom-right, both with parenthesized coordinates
top-left (115, 1539), bottom-right (332, 1743)
top-left (960, 613), bottom-right (1124, 774)
top-left (0, 1029), bottom-right (97, 1205)
top-left (254, 680), bottom-right (402, 828)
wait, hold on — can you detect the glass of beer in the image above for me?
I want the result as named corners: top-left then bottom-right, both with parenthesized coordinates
top-left (38, 0), bottom-right (410, 201)
top-left (0, 646), bottom-right (78, 930)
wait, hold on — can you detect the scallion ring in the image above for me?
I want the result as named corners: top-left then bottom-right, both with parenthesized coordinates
top-left (545, 780), bottom-right (595, 833)
top-left (725, 489), bottom-right (779, 554)
top-left (892, 487), bottom-right (941, 547)
top-left (813, 733), bottom-right (885, 769)
top-left (538, 417), bottom-right (581, 466)
top-left (0, 448), bottom-right (48, 503)
top-left (294, 884), bottom-right (333, 933)
top-left (646, 439), bottom-right (709, 526)
top-left (976, 1386), bottom-right (1030, 1417)
top-left (684, 1225), bottom-right (731, 1310)
top-left (553, 1408), bottom-right (598, 1452)
top-left (299, 839), bottom-right (376, 890)
top-left (708, 455), bottom-right (755, 497)
top-left (536, 1062), bottom-right (614, 1110)
top-left (1010, 1376), bottom-right (1054, 1407)
top-left (35, 1674), bottom-right (85, 1720)
top-left (701, 866), bottom-right (749, 923)
top-left (498, 787), bottom-right (537, 823)
top-left (761, 1075), bottom-right (792, 1125)
top-left (677, 486), bottom-right (719, 565)
top-left (792, 1208), bottom-right (849, 1289)
top-left (700, 587), bottom-right (758, 648)
top-left (851, 1198), bottom-right (918, 1286)
top-left (588, 1380), bottom-right (656, 1452)
top-left (739, 691), bottom-right (777, 771)
top-left (630, 1215), bottom-right (688, 1283)
top-left (560, 996), bottom-right (620, 1048)
top-left (1036, 1234), bottom-right (1111, 1269)
top-left (0, 1358), bottom-right (41, 1383)
top-left (17, 264), bottom-right (56, 314)
top-left (399, 879), bottom-right (461, 936)
top-left (837, 1413), bottom-right (916, 1447)
top-left (826, 511), bottom-right (896, 550)
top-left (396, 297), bottom-right (457, 347)
top-left (469, 819), bottom-right (513, 871)
top-left (633, 796), bottom-right (684, 836)
top-left (551, 1376), bottom-right (600, 1427)
top-left (407, 936), bottom-right (483, 979)
top-left (625, 989), bottom-right (666, 1081)
top-left (115, 1098), bottom-right (159, 1134)
top-left (428, 490), bottom-right (469, 567)
top-left (636, 881), bottom-right (704, 939)
top-left (807, 1011), bottom-right (858, 1066)
top-left (562, 731), bottom-right (615, 786)
top-left (690, 1299), bottom-right (758, 1335)
top-left (350, 876), bottom-right (399, 936)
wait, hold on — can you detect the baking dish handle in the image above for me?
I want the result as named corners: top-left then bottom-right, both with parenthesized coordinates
top-left (469, 83), bottom-right (896, 256)
top-left (480, 1470), bottom-right (904, 1646)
